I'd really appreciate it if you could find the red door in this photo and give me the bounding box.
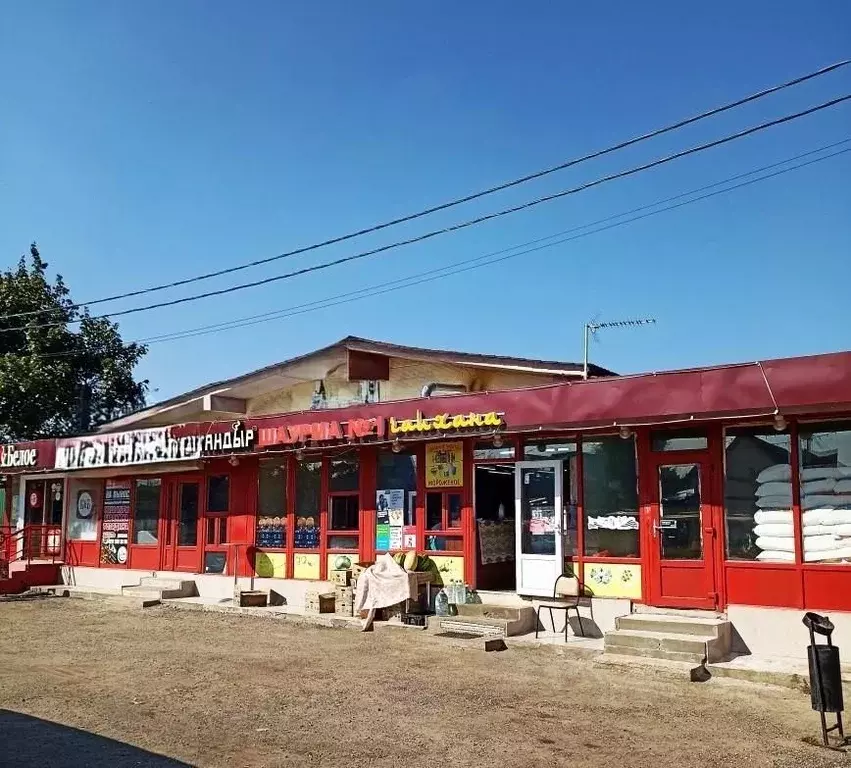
[647,456,718,610]
[161,476,202,572]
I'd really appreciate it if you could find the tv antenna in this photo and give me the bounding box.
[583,318,656,379]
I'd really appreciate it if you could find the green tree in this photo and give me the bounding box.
[0,243,148,441]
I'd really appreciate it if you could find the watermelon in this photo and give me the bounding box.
[393,551,405,567]
[403,550,417,571]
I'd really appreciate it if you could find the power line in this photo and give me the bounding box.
[138,138,851,343]
[11,141,848,360]
[4,59,849,322]
[5,92,848,335]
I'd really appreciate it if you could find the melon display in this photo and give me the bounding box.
[403,550,418,571]
[333,555,352,571]
[393,551,406,567]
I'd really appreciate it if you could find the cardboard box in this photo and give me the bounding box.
[329,569,351,587]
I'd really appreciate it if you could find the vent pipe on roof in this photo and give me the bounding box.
[421,382,468,398]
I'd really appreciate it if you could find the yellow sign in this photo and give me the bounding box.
[430,555,464,586]
[293,553,321,580]
[583,563,642,600]
[425,441,464,488]
[255,552,286,578]
[389,410,502,435]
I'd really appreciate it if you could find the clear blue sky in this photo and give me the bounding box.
[1,1,849,400]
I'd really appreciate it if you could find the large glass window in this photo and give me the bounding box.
[724,429,792,562]
[376,451,417,552]
[257,459,286,548]
[329,456,359,492]
[583,437,639,557]
[66,479,101,541]
[295,460,321,549]
[207,475,229,514]
[799,423,851,564]
[133,479,161,545]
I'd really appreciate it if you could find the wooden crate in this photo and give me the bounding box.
[305,591,335,614]
[238,590,268,608]
[329,569,351,587]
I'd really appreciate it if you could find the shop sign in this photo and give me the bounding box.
[101,480,131,566]
[55,423,256,470]
[389,410,503,435]
[425,441,464,488]
[257,417,384,447]
[0,444,39,469]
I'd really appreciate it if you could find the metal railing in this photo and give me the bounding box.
[0,525,64,574]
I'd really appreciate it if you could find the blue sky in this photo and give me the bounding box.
[1,1,849,400]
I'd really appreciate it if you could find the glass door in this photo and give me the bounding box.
[161,477,202,572]
[515,461,563,596]
[649,460,717,609]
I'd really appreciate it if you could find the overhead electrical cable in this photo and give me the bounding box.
[2,59,848,322]
[3,92,848,336]
[11,141,848,360]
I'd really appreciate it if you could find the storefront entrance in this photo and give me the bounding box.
[646,456,718,610]
[161,476,202,572]
[515,460,564,596]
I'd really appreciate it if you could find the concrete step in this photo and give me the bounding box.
[604,628,728,663]
[437,619,507,638]
[595,653,703,680]
[123,579,195,600]
[471,590,530,608]
[632,604,726,620]
[615,613,729,638]
[34,585,160,609]
[452,604,536,636]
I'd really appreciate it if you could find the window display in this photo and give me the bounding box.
[583,437,639,557]
[724,429,792,561]
[799,423,851,563]
[133,479,161,545]
[295,461,321,549]
[66,479,101,541]
[257,459,286,548]
[376,451,417,551]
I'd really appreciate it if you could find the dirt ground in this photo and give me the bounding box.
[0,599,847,768]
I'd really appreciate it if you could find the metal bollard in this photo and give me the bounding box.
[803,611,847,749]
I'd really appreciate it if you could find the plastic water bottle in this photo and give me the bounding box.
[435,588,449,616]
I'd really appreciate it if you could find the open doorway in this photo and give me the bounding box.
[474,463,516,590]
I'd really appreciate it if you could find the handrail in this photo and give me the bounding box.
[0,524,64,570]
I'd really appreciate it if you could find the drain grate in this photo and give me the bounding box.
[435,631,484,640]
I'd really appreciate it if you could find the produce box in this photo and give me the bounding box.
[329,569,351,587]
[305,591,335,614]
[351,562,373,582]
[238,590,268,608]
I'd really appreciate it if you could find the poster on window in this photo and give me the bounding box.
[101,480,131,566]
[425,441,463,488]
[376,489,404,551]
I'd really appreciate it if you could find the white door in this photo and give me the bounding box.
[515,461,563,596]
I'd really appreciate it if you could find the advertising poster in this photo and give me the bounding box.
[376,489,404,550]
[425,441,463,488]
[101,480,131,566]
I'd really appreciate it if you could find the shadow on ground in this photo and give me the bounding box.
[0,709,190,767]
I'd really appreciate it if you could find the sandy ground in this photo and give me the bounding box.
[0,598,847,768]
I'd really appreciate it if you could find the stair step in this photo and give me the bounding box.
[632,604,725,620]
[438,619,505,638]
[605,628,727,662]
[139,577,191,590]
[616,613,728,637]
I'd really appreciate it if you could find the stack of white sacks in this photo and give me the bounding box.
[753,463,851,562]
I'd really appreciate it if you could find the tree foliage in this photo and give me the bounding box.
[0,244,148,441]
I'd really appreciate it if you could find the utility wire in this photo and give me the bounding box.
[3,58,849,322]
[138,138,851,344]
[143,146,851,343]
[4,92,848,336]
[10,142,848,361]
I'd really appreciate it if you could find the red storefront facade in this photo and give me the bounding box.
[6,349,851,617]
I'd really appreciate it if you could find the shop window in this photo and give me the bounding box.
[257,459,286,548]
[178,483,199,546]
[799,422,851,564]
[376,451,417,552]
[66,479,101,541]
[724,428,792,562]
[522,441,578,557]
[207,475,229,514]
[204,551,226,574]
[133,479,161,545]
[295,461,321,549]
[473,441,515,461]
[48,482,64,525]
[425,491,463,552]
[329,456,359,493]
[328,493,359,551]
[651,429,708,452]
[583,437,639,557]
